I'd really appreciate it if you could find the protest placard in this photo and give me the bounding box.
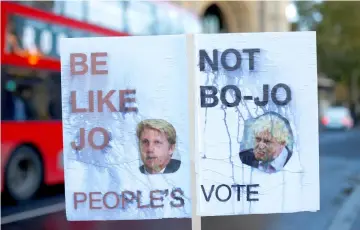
[195,32,320,216]
[60,35,194,220]
[60,32,319,222]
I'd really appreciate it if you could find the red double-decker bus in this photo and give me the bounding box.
[1,1,202,202]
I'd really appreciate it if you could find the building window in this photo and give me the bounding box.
[202,4,225,33]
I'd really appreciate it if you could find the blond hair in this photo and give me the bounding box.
[136,119,176,145]
[252,113,290,145]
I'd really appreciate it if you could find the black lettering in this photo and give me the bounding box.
[221,49,242,71]
[199,48,261,71]
[243,48,260,71]
[215,184,232,202]
[247,184,259,201]
[201,185,215,202]
[254,84,269,106]
[199,49,218,71]
[220,85,241,107]
[232,184,246,201]
[200,86,219,108]
[271,83,292,106]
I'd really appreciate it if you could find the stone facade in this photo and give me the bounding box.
[176,1,290,33]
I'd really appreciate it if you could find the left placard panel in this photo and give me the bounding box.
[60,35,192,221]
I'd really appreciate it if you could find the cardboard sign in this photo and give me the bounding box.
[60,35,193,220]
[60,32,319,221]
[195,32,319,215]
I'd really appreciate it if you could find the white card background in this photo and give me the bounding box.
[60,35,192,220]
[194,32,320,216]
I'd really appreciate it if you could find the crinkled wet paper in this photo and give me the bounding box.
[60,32,320,221]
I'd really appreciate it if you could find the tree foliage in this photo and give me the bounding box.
[293,1,360,86]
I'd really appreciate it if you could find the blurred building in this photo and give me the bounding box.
[16,1,291,34]
[177,1,291,33]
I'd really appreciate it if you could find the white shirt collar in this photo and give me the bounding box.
[258,147,289,172]
[144,166,166,175]
[269,147,288,171]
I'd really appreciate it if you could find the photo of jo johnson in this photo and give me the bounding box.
[239,112,293,174]
[136,119,181,175]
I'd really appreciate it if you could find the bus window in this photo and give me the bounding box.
[16,1,55,12]
[46,72,62,120]
[1,66,62,121]
[1,69,15,121]
[1,69,38,121]
[5,16,28,57]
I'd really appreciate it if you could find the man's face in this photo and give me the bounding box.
[139,128,174,173]
[254,130,285,162]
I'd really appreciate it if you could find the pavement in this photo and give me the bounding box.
[2,128,360,230]
[328,183,360,230]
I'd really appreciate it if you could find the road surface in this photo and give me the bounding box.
[2,128,360,230]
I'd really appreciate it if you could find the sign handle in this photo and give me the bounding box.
[186,34,201,230]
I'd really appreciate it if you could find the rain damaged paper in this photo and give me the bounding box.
[195,32,320,216]
[60,35,192,220]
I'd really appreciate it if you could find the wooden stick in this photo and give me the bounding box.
[186,34,201,230]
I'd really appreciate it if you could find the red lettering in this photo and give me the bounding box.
[88,127,110,150]
[74,192,87,210]
[70,90,137,113]
[89,192,102,209]
[150,190,165,208]
[136,190,150,209]
[91,52,108,75]
[170,188,185,208]
[72,189,185,210]
[122,191,136,209]
[98,90,116,112]
[70,53,88,75]
[71,127,110,151]
[69,52,107,76]
[71,128,85,150]
[103,192,120,209]
[88,91,94,112]
[71,91,87,113]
